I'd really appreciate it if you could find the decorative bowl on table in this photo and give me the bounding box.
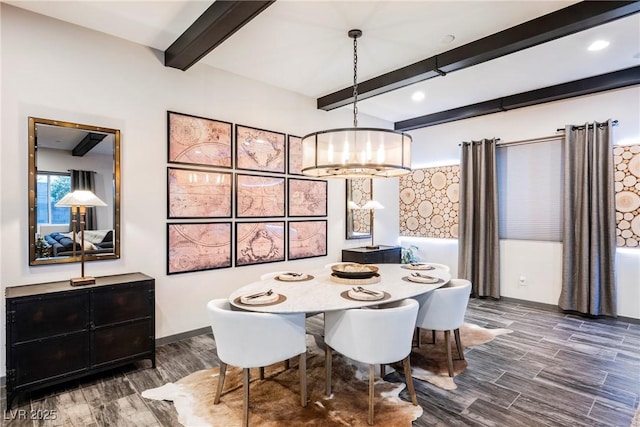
[331,263,379,279]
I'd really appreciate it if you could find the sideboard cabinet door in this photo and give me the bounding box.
[92,281,154,326]
[13,334,89,387]
[10,292,89,342]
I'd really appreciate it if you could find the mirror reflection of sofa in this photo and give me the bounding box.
[44,230,114,257]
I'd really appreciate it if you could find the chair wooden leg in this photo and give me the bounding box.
[380,364,386,378]
[444,330,454,377]
[242,368,250,427]
[432,329,436,344]
[259,366,265,380]
[299,353,307,407]
[368,364,375,425]
[214,362,227,404]
[325,345,332,397]
[454,328,465,360]
[414,327,421,347]
[402,356,418,406]
[284,359,290,370]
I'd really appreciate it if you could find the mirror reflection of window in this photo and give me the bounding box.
[36,172,71,226]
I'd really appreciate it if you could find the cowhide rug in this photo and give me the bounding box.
[142,334,422,426]
[408,323,513,390]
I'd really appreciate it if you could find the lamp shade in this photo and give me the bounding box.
[301,128,411,178]
[361,200,384,210]
[55,190,107,207]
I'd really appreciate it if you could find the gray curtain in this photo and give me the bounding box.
[559,121,617,316]
[71,169,97,230]
[458,138,500,298]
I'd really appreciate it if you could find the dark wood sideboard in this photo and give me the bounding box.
[342,245,402,264]
[5,273,155,408]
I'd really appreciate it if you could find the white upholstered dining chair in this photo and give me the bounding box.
[413,279,472,377]
[324,298,419,425]
[206,299,307,427]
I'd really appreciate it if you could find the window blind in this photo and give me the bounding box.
[496,137,563,241]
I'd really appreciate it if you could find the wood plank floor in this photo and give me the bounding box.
[2,298,638,426]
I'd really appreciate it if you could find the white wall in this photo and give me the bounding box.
[388,87,640,319]
[0,5,392,378]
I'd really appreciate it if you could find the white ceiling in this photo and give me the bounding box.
[6,0,640,124]
[36,123,114,155]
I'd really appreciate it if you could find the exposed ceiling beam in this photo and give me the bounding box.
[72,133,107,157]
[165,0,275,71]
[317,1,640,111]
[394,66,640,131]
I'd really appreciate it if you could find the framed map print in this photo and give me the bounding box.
[236,125,285,173]
[288,220,327,260]
[167,222,232,274]
[288,178,327,217]
[167,111,232,168]
[287,135,303,175]
[236,221,286,266]
[236,174,285,218]
[167,167,232,219]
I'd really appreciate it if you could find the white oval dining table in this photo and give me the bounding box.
[229,263,451,313]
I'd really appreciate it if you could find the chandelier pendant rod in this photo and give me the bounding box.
[350,29,361,128]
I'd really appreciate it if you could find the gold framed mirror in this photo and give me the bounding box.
[345,178,372,240]
[28,117,121,265]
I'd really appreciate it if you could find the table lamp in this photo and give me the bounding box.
[361,200,384,249]
[55,190,107,286]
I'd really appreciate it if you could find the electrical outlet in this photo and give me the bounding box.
[518,276,527,286]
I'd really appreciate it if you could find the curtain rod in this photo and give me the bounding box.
[556,119,618,132]
[496,135,561,147]
[458,138,501,147]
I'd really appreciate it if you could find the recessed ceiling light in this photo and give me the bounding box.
[588,40,610,51]
[412,91,425,102]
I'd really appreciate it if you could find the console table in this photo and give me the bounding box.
[341,245,401,264]
[5,272,155,408]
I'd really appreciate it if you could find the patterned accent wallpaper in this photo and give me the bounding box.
[614,144,640,248]
[399,165,460,238]
[398,145,639,245]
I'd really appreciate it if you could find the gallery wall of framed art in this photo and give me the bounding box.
[166,111,328,273]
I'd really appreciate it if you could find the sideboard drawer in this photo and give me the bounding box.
[92,320,153,366]
[9,292,89,342]
[13,333,89,387]
[92,282,153,326]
